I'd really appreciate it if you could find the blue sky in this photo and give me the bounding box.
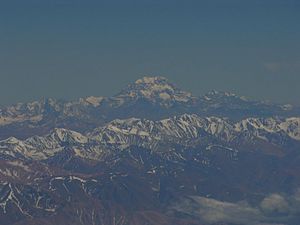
[0,0,299,105]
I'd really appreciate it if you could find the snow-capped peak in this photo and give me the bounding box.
[1,114,300,161]
[234,117,300,141]
[134,76,169,84]
[51,128,88,144]
[115,76,194,106]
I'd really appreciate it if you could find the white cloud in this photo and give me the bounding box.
[260,194,289,214]
[169,191,300,225]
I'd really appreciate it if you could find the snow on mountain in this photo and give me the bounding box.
[203,90,247,100]
[235,117,300,141]
[90,114,236,149]
[0,136,58,160]
[113,76,195,107]
[2,77,300,225]
[83,96,104,107]
[0,100,46,125]
[0,98,64,126]
[280,117,300,140]
[0,96,107,127]
[2,114,298,161]
[0,76,298,137]
[0,128,88,160]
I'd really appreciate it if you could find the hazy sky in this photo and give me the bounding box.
[0,0,300,106]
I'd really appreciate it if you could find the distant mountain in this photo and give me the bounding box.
[1,77,300,225]
[0,76,299,140]
[112,76,195,107]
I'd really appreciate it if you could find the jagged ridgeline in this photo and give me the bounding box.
[0,76,298,140]
[1,77,300,225]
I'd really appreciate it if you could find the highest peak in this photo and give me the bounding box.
[131,76,176,91]
[115,76,194,105]
[134,76,170,85]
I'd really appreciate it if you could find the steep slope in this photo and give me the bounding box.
[2,76,300,224]
[113,76,195,107]
[1,114,300,162]
[1,76,299,140]
[0,114,300,224]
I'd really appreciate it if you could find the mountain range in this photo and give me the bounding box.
[1,76,300,225]
[1,76,298,140]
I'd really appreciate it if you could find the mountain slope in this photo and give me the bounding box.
[1,77,300,225]
[1,114,299,162]
[1,76,299,140]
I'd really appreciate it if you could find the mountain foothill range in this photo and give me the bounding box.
[1,76,300,225]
